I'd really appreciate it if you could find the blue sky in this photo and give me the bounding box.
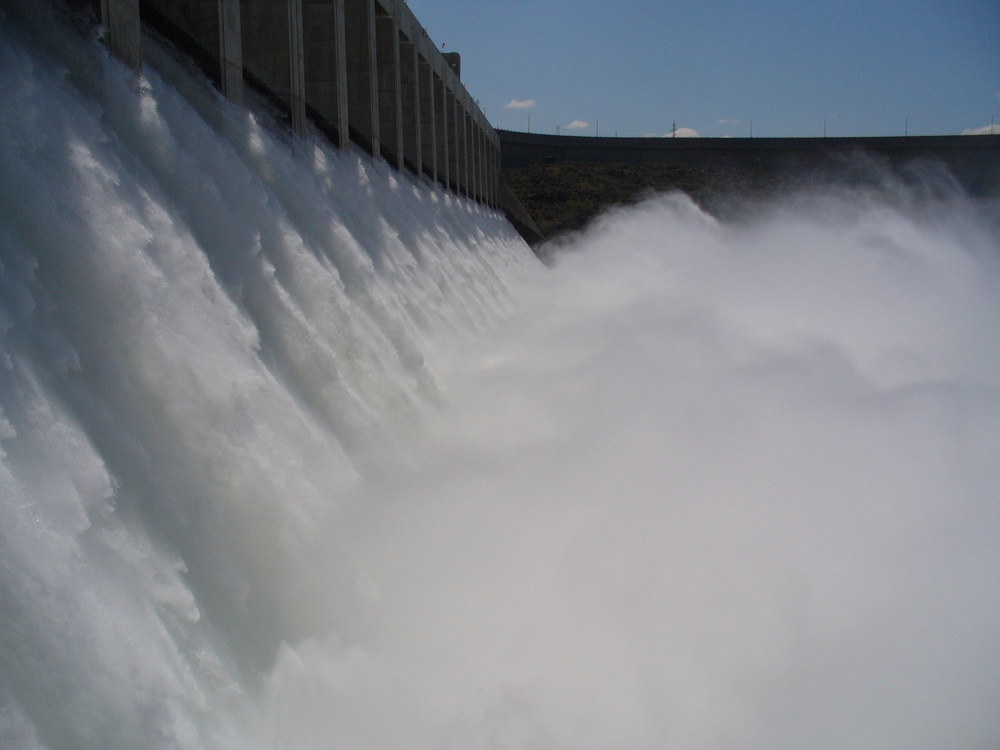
[405,0,999,138]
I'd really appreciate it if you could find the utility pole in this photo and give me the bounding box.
[905,117,908,136]
[596,120,599,137]
[671,120,676,138]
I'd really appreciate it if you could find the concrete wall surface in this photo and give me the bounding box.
[89,0,500,206]
[499,130,1000,197]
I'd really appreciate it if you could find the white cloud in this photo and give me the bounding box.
[961,124,997,135]
[663,127,700,138]
[717,118,739,126]
[565,120,589,130]
[504,99,536,110]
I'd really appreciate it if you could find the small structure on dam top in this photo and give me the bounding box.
[88,0,500,208]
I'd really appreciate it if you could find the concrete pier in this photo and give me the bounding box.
[446,90,459,192]
[94,0,500,206]
[374,7,401,166]
[398,33,421,175]
[303,0,349,146]
[219,0,243,103]
[434,74,450,189]
[239,0,306,132]
[101,0,141,70]
[417,57,437,182]
[344,0,378,155]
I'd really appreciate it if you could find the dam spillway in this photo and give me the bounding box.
[92,0,500,206]
[3,3,1000,748]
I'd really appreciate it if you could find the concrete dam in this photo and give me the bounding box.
[85,0,998,245]
[89,0,501,207]
[499,130,1000,198]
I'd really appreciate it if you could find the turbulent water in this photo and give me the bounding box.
[2,6,1000,750]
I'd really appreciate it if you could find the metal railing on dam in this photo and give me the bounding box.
[89,0,500,207]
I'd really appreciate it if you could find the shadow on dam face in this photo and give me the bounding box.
[498,129,1000,198]
[498,129,1000,245]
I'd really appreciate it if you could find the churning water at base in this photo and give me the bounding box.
[2,8,1000,750]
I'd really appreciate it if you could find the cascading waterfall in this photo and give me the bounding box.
[0,7,534,748]
[2,6,1000,750]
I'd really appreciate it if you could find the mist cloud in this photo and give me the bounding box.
[962,124,997,135]
[504,98,536,110]
[274,188,1000,750]
[665,126,700,137]
[645,127,702,138]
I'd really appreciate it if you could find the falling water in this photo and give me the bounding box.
[2,6,999,750]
